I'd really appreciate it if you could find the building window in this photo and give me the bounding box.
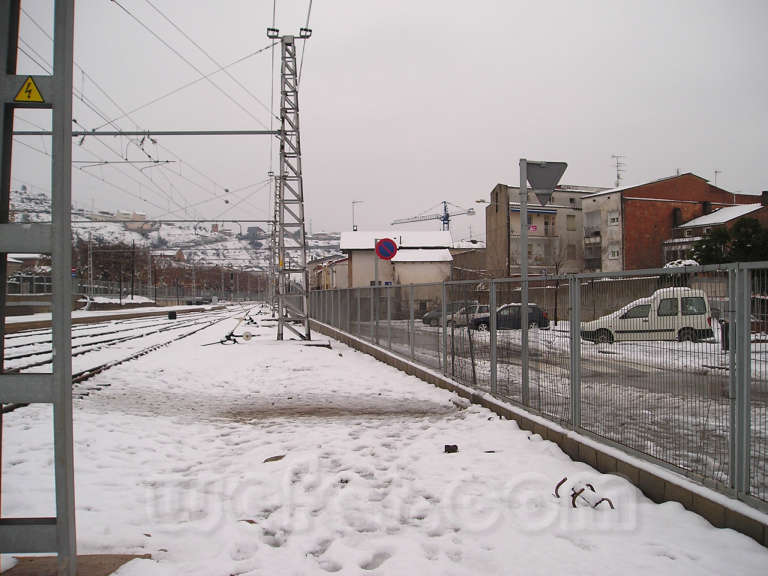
[569,197,576,206]
[703,227,711,235]
[528,244,533,257]
[684,229,693,237]
[567,243,576,259]
[609,246,620,260]
[608,211,619,225]
[567,214,576,231]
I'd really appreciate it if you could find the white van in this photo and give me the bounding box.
[580,287,713,344]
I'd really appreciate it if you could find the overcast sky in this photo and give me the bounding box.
[11,0,768,243]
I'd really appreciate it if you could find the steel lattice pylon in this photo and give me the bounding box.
[275,35,311,340]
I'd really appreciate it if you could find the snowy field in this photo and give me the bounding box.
[3,309,768,575]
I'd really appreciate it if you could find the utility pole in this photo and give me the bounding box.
[88,231,94,301]
[714,169,722,186]
[611,154,625,188]
[130,240,135,299]
[267,26,312,340]
[352,200,363,231]
[147,249,152,299]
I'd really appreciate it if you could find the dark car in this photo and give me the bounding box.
[422,300,478,327]
[469,303,549,331]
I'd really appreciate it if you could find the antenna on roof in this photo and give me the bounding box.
[714,169,722,186]
[611,154,626,188]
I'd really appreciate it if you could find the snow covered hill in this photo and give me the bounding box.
[10,188,340,270]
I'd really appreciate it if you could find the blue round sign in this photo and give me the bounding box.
[375,237,398,260]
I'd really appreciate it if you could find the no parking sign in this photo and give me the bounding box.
[375,238,398,260]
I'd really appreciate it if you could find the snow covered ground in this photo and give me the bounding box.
[3,308,768,575]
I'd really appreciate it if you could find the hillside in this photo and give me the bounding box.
[10,188,340,270]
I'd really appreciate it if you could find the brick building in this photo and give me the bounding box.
[582,173,759,272]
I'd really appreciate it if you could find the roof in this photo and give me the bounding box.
[391,249,453,263]
[452,240,486,249]
[340,230,452,250]
[678,204,763,227]
[581,173,706,200]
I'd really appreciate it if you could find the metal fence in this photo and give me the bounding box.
[310,262,768,511]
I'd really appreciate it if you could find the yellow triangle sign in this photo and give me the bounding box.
[14,76,44,103]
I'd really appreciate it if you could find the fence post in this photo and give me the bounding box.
[733,266,751,495]
[569,276,582,429]
[409,284,415,360]
[441,282,448,375]
[337,289,342,329]
[490,279,497,395]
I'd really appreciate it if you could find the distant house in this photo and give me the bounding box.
[663,195,768,262]
[391,249,452,285]
[339,230,453,287]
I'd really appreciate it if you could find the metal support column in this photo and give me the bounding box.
[520,159,530,406]
[0,2,77,573]
[489,280,497,395]
[733,266,751,494]
[569,277,582,429]
[274,34,310,340]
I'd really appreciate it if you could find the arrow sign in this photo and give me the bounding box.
[526,161,567,206]
[375,238,398,260]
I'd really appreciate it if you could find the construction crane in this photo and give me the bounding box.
[391,201,475,231]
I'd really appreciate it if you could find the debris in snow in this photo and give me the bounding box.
[263,454,286,463]
[444,444,458,453]
[450,396,470,409]
[555,476,615,509]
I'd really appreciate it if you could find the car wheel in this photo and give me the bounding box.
[476,322,489,332]
[678,328,696,342]
[596,329,613,344]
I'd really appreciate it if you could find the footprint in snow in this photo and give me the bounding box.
[360,551,391,570]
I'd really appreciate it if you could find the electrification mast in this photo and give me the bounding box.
[268,27,312,340]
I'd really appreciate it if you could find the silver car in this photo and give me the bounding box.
[449,304,490,327]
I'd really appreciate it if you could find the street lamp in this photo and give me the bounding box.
[351,200,364,231]
[519,158,567,406]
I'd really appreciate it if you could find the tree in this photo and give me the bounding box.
[692,218,768,264]
[692,227,730,264]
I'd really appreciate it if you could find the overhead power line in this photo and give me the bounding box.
[110,0,271,130]
[142,0,277,122]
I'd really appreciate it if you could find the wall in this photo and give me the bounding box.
[348,250,395,287]
[485,184,510,277]
[393,261,451,286]
[582,192,623,272]
[450,248,486,280]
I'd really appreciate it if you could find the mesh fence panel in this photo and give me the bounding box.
[445,282,488,391]
[749,267,768,502]
[579,270,731,488]
[529,276,571,422]
[495,279,524,404]
[411,283,443,372]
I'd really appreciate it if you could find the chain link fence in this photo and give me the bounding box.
[311,262,768,511]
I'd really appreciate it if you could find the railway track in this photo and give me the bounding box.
[1,307,250,414]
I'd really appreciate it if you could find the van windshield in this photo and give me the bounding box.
[682,297,706,316]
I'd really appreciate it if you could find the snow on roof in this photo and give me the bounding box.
[391,248,453,263]
[340,230,452,250]
[452,240,486,249]
[678,204,763,227]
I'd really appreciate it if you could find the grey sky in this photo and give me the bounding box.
[11,0,768,244]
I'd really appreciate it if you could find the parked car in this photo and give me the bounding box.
[422,300,477,327]
[580,287,713,344]
[469,303,550,331]
[449,304,490,327]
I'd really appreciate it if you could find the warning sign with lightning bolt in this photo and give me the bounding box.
[14,76,44,103]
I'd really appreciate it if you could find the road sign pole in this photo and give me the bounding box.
[520,159,529,407]
[374,239,379,344]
